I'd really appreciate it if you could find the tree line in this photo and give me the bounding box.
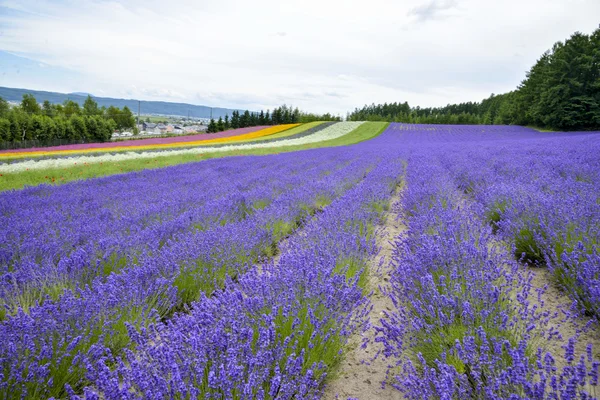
[348,28,600,131]
[206,104,341,133]
[0,94,136,144]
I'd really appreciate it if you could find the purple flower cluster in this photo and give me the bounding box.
[377,123,600,399]
[1,131,405,398]
[78,155,404,398]
[437,133,600,318]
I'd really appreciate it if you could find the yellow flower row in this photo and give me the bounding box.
[192,124,300,146]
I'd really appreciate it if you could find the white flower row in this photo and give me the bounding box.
[0,122,365,173]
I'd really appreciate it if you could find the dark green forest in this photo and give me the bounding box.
[205,105,341,133]
[0,95,135,146]
[349,28,600,131]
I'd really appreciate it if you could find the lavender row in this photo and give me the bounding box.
[437,133,600,319]
[0,154,352,317]
[80,154,404,399]
[0,150,378,398]
[377,123,600,399]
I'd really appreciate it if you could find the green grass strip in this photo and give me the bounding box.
[0,122,389,192]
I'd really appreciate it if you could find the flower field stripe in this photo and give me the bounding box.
[0,123,326,170]
[0,148,382,398]
[82,154,405,399]
[0,126,268,155]
[190,123,299,146]
[375,123,600,399]
[0,124,298,160]
[191,121,336,149]
[0,154,366,317]
[142,121,334,152]
[228,121,326,143]
[0,122,387,192]
[251,120,324,140]
[0,122,363,173]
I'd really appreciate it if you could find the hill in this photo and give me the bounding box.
[0,86,241,119]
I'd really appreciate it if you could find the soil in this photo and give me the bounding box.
[526,265,600,371]
[323,188,406,400]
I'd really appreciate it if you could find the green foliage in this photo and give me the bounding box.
[334,256,368,291]
[224,114,230,129]
[252,199,271,210]
[521,30,600,130]
[240,110,251,127]
[0,118,11,141]
[69,115,88,140]
[63,100,81,118]
[0,93,143,145]
[207,105,339,135]
[484,199,510,233]
[21,94,41,114]
[42,100,55,117]
[83,95,101,116]
[206,118,217,133]
[216,116,225,131]
[84,116,113,142]
[513,226,545,265]
[0,96,9,117]
[107,105,135,131]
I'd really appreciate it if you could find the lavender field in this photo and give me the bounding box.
[1,123,600,399]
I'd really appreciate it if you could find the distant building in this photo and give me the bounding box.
[183,125,208,133]
[142,122,157,131]
[156,124,168,134]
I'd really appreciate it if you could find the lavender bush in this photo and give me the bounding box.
[378,123,600,399]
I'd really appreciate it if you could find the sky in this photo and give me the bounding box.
[0,0,598,115]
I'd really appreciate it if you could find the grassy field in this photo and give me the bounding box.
[0,122,388,192]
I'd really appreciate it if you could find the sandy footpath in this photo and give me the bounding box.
[324,186,405,400]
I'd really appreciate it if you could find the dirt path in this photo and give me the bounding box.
[526,265,600,370]
[324,187,405,400]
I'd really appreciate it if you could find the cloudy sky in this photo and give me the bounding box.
[0,0,598,115]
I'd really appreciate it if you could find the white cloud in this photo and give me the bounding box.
[0,0,598,115]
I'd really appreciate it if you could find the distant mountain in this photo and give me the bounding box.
[69,92,94,97]
[0,86,243,119]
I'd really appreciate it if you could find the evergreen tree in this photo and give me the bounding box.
[217,116,225,132]
[207,118,217,133]
[240,110,251,128]
[231,111,240,129]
